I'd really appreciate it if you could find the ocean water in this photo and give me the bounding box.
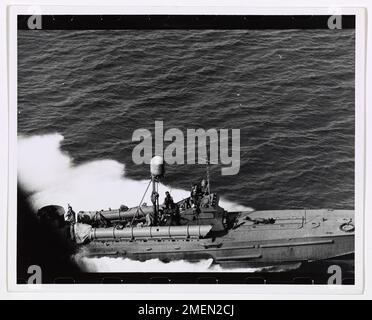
[18,29,355,210]
[17,29,355,272]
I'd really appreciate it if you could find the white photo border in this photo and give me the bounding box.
[1,2,367,298]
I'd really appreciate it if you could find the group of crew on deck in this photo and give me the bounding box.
[147,179,210,226]
[163,178,209,212]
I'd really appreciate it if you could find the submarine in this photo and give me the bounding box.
[37,156,355,269]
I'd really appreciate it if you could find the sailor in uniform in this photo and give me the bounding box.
[190,183,201,205]
[64,204,76,223]
[147,190,159,226]
[200,179,209,195]
[164,191,175,209]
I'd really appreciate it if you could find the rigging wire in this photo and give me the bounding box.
[130,179,152,226]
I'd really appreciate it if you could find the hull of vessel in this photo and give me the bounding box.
[78,209,354,267]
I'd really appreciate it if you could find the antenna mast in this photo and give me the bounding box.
[206,158,211,194]
[150,156,164,225]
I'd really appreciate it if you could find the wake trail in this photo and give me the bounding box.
[18,133,265,273]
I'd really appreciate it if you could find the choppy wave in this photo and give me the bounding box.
[18,29,355,211]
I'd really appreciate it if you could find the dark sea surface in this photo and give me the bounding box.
[18,29,355,210]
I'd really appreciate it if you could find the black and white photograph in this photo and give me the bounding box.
[13,13,360,286]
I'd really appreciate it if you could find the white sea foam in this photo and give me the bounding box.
[18,133,256,272]
[18,133,252,212]
[76,256,264,273]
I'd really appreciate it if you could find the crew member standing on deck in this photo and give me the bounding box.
[148,190,159,226]
[64,204,76,223]
[190,183,199,204]
[164,191,175,210]
[200,179,209,196]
